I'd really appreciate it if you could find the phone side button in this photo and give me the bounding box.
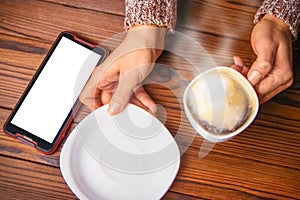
[17,136,37,148]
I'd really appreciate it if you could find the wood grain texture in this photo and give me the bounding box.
[1,0,300,199]
[0,155,77,200]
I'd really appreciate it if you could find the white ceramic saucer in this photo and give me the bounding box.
[60,104,180,200]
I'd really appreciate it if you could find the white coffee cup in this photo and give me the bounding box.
[183,66,259,143]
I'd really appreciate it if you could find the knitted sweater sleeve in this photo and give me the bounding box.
[124,0,177,32]
[254,0,300,39]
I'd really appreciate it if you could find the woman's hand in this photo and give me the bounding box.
[231,14,293,103]
[80,25,167,115]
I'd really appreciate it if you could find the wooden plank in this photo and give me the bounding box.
[0,0,260,43]
[0,0,124,43]
[0,33,48,109]
[173,28,257,67]
[42,0,125,16]
[0,155,77,199]
[170,146,300,199]
[1,140,299,200]
[0,154,200,200]
[42,0,260,41]
[177,0,260,40]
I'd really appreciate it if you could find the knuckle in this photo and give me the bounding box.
[112,89,132,103]
[278,71,293,88]
[257,60,272,71]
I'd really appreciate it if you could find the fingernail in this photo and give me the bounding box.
[233,56,239,65]
[149,105,157,114]
[109,101,121,115]
[233,56,244,66]
[248,70,262,85]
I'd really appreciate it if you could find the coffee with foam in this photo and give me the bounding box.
[183,67,259,142]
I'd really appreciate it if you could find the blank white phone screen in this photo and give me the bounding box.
[11,36,101,143]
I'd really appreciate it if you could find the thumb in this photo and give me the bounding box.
[108,67,148,115]
[247,47,276,86]
[108,83,133,115]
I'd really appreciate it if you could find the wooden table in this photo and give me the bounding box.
[1,0,300,199]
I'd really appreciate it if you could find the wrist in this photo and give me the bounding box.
[261,14,292,39]
[126,25,167,55]
[254,0,300,40]
[262,14,289,31]
[124,0,177,32]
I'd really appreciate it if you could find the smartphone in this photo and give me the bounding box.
[4,32,108,154]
